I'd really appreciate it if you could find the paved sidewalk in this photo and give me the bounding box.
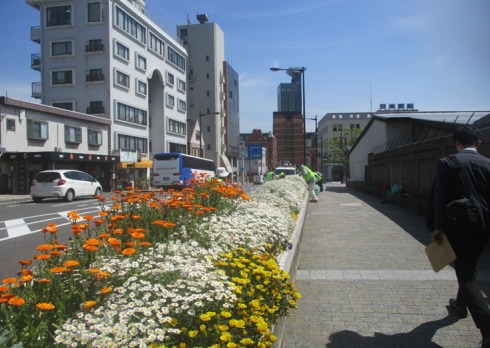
[281,182,490,348]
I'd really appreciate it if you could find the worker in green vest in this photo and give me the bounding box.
[266,170,274,182]
[296,164,318,202]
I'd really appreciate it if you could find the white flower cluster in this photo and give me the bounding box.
[54,177,307,347]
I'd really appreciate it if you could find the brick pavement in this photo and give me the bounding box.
[281,182,490,348]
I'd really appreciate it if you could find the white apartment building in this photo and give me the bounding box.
[26,0,188,163]
[177,15,227,166]
[0,97,115,194]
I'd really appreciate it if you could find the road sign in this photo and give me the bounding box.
[247,145,262,159]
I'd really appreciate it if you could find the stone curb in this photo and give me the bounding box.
[272,193,309,347]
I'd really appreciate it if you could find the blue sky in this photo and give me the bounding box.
[1,0,489,133]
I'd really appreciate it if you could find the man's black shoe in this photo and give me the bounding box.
[449,298,468,318]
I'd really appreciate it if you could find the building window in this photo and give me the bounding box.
[52,70,73,85]
[229,91,233,98]
[356,124,360,128]
[87,2,101,23]
[65,125,82,143]
[169,142,186,153]
[115,41,129,61]
[149,32,164,56]
[167,46,186,71]
[206,91,210,97]
[46,5,71,27]
[206,73,209,79]
[339,115,343,119]
[28,120,49,140]
[178,79,185,92]
[350,114,354,119]
[115,7,146,44]
[86,39,103,52]
[88,129,102,145]
[168,119,186,135]
[118,134,147,153]
[166,94,174,107]
[136,53,146,71]
[207,144,210,150]
[6,119,15,131]
[206,55,209,61]
[52,102,73,110]
[117,102,147,125]
[195,130,200,140]
[178,99,186,111]
[356,114,360,118]
[350,124,354,129]
[333,124,337,132]
[332,115,336,119]
[137,80,147,96]
[338,124,343,132]
[87,101,104,114]
[115,70,130,88]
[51,41,72,56]
[167,72,174,85]
[367,114,371,118]
[87,69,103,82]
[207,126,210,132]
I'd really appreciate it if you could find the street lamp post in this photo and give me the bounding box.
[305,115,318,171]
[270,67,307,165]
[199,110,219,158]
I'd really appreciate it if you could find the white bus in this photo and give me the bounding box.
[152,153,216,188]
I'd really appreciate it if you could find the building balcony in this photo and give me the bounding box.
[86,106,104,115]
[221,126,226,135]
[31,53,41,71]
[30,26,40,43]
[188,73,194,81]
[86,74,104,82]
[31,82,41,99]
[86,43,104,53]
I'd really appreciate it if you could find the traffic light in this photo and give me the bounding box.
[309,153,313,157]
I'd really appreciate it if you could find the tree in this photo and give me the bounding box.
[323,127,362,179]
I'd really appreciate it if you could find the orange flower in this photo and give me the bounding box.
[98,288,112,295]
[122,248,136,255]
[47,227,59,234]
[40,228,48,233]
[52,244,67,250]
[37,254,50,260]
[63,261,79,268]
[98,272,111,277]
[20,269,33,276]
[132,216,141,220]
[0,286,8,292]
[85,239,99,246]
[2,278,17,284]
[84,301,96,309]
[240,194,251,201]
[124,242,135,247]
[164,222,176,228]
[94,219,105,226]
[113,229,123,234]
[47,251,63,256]
[19,276,33,283]
[131,233,145,239]
[98,211,108,217]
[71,228,83,235]
[37,279,51,283]
[67,211,79,216]
[99,233,110,238]
[50,267,67,273]
[69,215,81,220]
[36,244,53,251]
[0,299,7,303]
[107,238,120,246]
[47,223,57,228]
[151,220,165,226]
[83,215,95,220]
[7,297,25,306]
[36,303,55,310]
[88,269,101,274]
[140,242,152,246]
[1,294,14,299]
[98,197,107,202]
[17,260,32,266]
[83,245,98,251]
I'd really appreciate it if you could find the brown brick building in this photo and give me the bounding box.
[273,111,305,165]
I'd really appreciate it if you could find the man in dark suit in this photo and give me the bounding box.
[430,126,490,347]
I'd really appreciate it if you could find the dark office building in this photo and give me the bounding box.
[277,72,302,112]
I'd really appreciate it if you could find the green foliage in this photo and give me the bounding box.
[323,127,362,177]
[0,325,23,348]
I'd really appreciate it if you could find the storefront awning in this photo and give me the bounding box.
[2,152,120,163]
[117,160,153,169]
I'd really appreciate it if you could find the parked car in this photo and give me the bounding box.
[274,166,297,176]
[30,170,102,203]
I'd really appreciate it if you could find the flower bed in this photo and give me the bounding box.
[0,175,306,348]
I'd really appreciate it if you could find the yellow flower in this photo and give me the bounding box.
[199,314,211,322]
[294,292,302,299]
[220,332,231,342]
[179,343,186,348]
[219,325,229,331]
[221,311,232,318]
[240,338,254,345]
[169,318,178,326]
[238,303,247,309]
[188,330,198,338]
[227,343,238,348]
[207,311,217,317]
[199,324,206,332]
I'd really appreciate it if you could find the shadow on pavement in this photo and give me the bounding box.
[325,312,460,348]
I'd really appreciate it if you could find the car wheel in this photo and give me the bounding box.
[94,187,102,197]
[64,189,75,202]
[33,197,43,203]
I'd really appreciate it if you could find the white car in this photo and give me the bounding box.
[30,170,102,203]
